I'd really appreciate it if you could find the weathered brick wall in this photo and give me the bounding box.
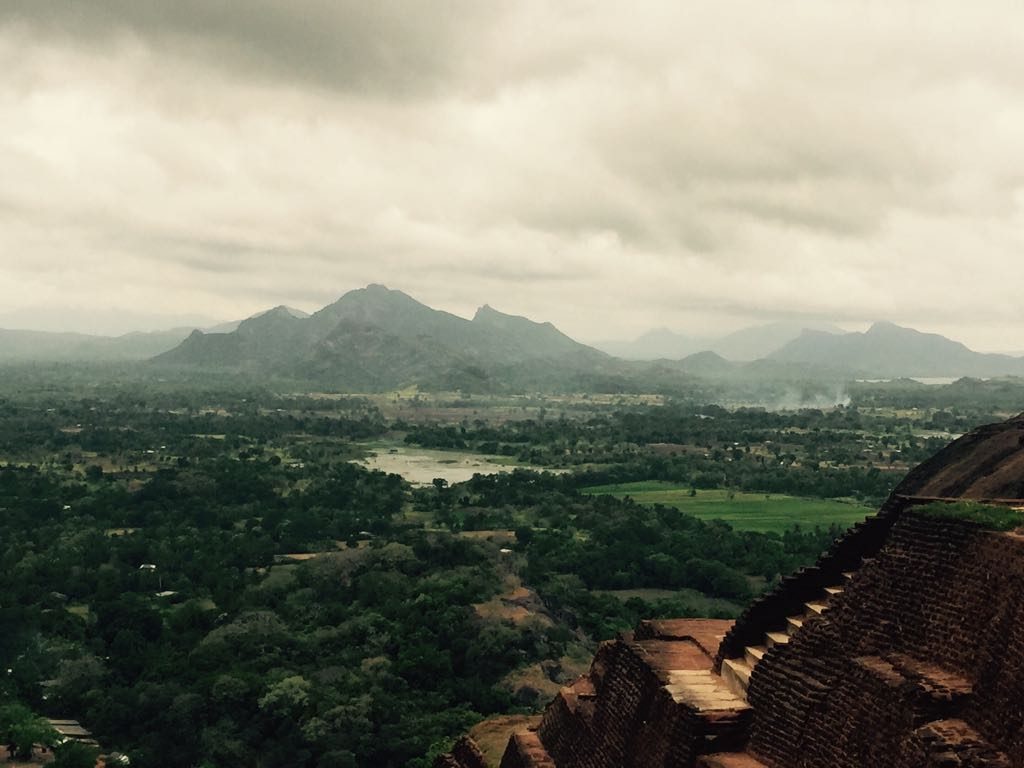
[958,533,1024,766]
[500,733,557,768]
[539,635,695,768]
[434,736,489,768]
[747,511,1022,767]
[527,623,739,768]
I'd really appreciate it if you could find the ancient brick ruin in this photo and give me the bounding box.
[438,414,1024,768]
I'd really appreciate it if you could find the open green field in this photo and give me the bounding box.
[581,482,874,534]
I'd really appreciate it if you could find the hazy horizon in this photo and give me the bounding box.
[2,3,1023,352]
[3,285,1018,358]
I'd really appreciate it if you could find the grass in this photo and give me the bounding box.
[915,501,1024,531]
[581,482,874,534]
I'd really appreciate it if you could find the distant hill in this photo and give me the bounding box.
[711,321,846,361]
[154,285,616,391]
[594,328,711,360]
[596,321,844,361]
[0,306,310,363]
[670,350,737,376]
[770,321,1024,378]
[204,306,310,335]
[0,327,196,362]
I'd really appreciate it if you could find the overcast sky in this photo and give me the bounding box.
[2,2,1023,349]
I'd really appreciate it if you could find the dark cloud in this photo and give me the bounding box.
[0,0,494,96]
[2,2,1024,349]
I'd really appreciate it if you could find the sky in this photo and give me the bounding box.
[1,2,1024,350]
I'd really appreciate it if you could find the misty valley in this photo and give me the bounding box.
[1,344,1022,766]
[4,1,1024,763]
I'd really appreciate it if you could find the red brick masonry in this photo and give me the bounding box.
[437,415,1024,768]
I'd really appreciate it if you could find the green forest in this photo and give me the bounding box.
[0,370,1017,766]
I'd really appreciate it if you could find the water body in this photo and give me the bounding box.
[856,377,968,386]
[354,442,540,486]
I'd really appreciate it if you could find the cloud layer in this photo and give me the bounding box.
[1,1,1023,348]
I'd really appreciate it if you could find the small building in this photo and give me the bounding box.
[46,718,99,747]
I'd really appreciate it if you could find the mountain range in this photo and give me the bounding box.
[594,321,846,361]
[0,307,310,363]
[768,321,1024,378]
[2,285,1023,389]
[153,285,619,391]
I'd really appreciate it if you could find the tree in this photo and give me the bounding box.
[258,675,312,719]
[0,702,57,760]
[52,740,101,768]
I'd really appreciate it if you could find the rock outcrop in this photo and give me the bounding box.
[437,414,1024,768]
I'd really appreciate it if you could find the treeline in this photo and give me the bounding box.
[0,397,386,460]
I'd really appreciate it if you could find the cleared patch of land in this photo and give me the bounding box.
[581,482,873,533]
[473,586,553,627]
[354,440,557,486]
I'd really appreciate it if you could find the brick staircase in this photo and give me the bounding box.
[719,570,855,701]
[697,570,859,767]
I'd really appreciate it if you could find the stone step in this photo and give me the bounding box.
[786,615,804,634]
[823,585,844,597]
[665,669,750,712]
[696,753,769,768]
[765,631,790,648]
[805,601,828,615]
[721,657,753,698]
[842,571,856,581]
[744,645,766,668]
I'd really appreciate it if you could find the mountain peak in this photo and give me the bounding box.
[473,304,553,329]
[866,320,907,335]
[313,285,429,326]
[346,284,422,306]
[262,305,308,319]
